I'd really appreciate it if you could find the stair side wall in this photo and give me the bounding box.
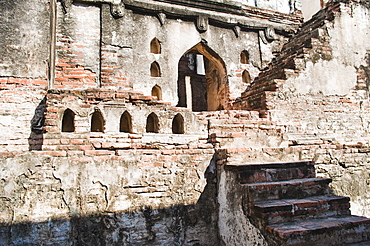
[217,160,268,246]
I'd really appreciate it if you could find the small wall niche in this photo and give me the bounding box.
[242,70,251,84]
[61,108,75,132]
[146,112,159,133]
[151,85,162,100]
[150,61,161,77]
[120,111,132,133]
[172,113,184,134]
[150,38,161,54]
[240,50,250,64]
[91,110,105,132]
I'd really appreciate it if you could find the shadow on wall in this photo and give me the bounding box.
[0,156,219,245]
[28,97,46,151]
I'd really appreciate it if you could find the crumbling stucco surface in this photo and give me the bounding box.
[0,149,218,245]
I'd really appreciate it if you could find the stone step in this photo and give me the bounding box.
[242,177,333,202]
[225,161,316,183]
[249,195,351,225]
[346,240,370,246]
[266,215,370,246]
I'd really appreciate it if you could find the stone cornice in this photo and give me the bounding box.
[76,0,303,35]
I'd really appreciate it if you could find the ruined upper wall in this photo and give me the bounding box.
[231,0,302,14]
[284,0,370,96]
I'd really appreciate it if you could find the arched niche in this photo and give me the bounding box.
[172,113,184,134]
[150,61,161,77]
[146,112,159,133]
[240,50,250,64]
[151,84,162,100]
[242,70,251,84]
[91,109,105,132]
[120,111,132,133]
[177,42,228,111]
[150,38,161,54]
[61,108,75,132]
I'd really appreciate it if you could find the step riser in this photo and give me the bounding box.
[239,166,316,183]
[251,205,351,225]
[284,225,370,246]
[245,179,332,202]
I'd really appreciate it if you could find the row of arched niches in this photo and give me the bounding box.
[61,108,185,134]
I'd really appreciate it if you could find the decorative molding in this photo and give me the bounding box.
[61,0,73,13]
[265,27,277,41]
[233,25,241,38]
[110,2,125,18]
[157,12,166,26]
[152,0,244,16]
[77,0,301,35]
[197,15,208,33]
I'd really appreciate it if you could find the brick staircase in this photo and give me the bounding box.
[225,161,370,246]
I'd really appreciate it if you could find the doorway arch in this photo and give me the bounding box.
[177,42,228,111]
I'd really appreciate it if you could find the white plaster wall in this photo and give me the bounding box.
[301,0,322,20]
[0,0,50,77]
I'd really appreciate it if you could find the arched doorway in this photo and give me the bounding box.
[177,42,228,111]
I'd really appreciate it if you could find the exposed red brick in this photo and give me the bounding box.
[84,150,115,156]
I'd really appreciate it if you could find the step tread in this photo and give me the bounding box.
[266,215,370,239]
[242,177,332,188]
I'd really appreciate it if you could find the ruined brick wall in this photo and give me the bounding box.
[6,0,370,245]
[55,3,100,89]
[269,94,370,217]
[265,1,370,217]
